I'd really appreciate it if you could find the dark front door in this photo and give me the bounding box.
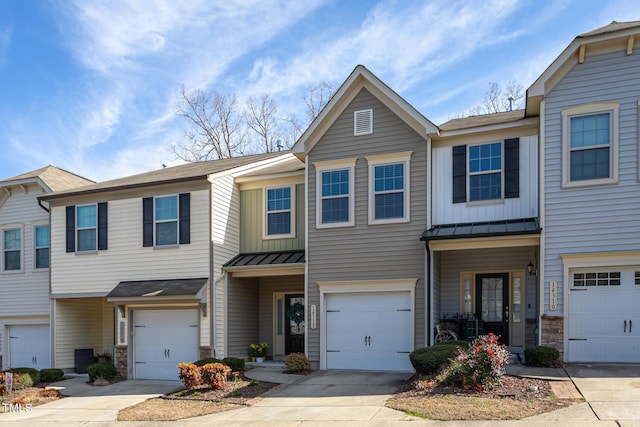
[285,294,305,354]
[476,273,509,345]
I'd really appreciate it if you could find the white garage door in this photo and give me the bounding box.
[326,291,413,371]
[134,310,199,380]
[8,325,50,369]
[568,268,640,362]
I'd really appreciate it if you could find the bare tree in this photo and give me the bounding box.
[303,81,336,123]
[172,86,246,161]
[245,93,280,153]
[469,80,524,115]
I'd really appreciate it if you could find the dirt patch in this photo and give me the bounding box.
[387,375,582,421]
[0,387,61,412]
[118,374,279,421]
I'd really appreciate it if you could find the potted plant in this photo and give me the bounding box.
[249,342,268,362]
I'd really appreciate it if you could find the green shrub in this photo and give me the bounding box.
[435,340,471,349]
[87,362,117,382]
[284,353,311,372]
[193,357,222,367]
[524,346,561,367]
[437,333,511,390]
[409,344,461,375]
[5,368,40,387]
[200,363,231,389]
[39,368,65,383]
[222,357,245,372]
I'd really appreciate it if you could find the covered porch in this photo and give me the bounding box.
[223,250,305,361]
[423,218,541,355]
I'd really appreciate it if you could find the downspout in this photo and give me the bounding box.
[38,198,50,213]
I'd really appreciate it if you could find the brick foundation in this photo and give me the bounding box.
[525,318,538,349]
[199,346,212,361]
[115,345,128,379]
[541,316,564,359]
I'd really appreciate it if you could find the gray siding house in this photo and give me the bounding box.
[529,21,640,362]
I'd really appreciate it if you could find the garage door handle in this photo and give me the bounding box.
[167,349,170,358]
[630,320,632,333]
[624,320,627,333]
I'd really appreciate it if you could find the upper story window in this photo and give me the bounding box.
[65,203,108,253]
[34,225,50,269]
[314,158,356,228]
[452,138,519,204]
[264,186,295,238]
[562,102,619,188]
[366,151,412,224]
[3,228,21,272]
[469,142,502,201]
[143,193,190,247]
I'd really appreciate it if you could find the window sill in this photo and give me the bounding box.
[1,270,24,275]
[368,217,410,225]
[316,222,355,229]
[562,177,618,189]
[153,244,180,250]
[466,199,505,207]
[75,250,98,255]
[263,233,296,240]
[32,268,49,273]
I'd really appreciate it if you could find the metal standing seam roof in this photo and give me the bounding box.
[421,218,541,241]
[106,278,208,298]
[223,250,305,268]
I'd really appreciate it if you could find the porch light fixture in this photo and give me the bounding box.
[527,261,536,276]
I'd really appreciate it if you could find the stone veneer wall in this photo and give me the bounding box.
[540,316,564,358]
[199,346,212,361]
[525,318,538,349]
[115,345,127,378]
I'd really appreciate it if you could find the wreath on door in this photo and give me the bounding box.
[287,302,304,325]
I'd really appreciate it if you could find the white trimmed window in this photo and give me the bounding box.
[562,102,619,188]
[264,185,295,239]
[155,195,178,246]
[3,227,22,272]
[468,142,502,201]
[76,204,97,252]
[34,225,49,269]
[315,158,357,228]
[366,151,412,224]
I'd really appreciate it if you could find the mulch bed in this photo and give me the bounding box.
[162,373,279,405]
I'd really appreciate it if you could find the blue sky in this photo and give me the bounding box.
[1,0,638,182]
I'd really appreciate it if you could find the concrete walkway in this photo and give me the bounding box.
[0,376,182,425]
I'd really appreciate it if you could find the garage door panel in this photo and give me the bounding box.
[134,310,198,380]
[325,291,413,372]
[9,325,50,369]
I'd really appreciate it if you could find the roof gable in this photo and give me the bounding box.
[0,165,94,193]
[292,65,439,155]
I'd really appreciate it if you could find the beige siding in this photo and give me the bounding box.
[50,188,210,295]
[257,276,304,354]
[240,185,305,252]
[226,277,258,358]
[0,183,50,316]
[212,176,239,356]
[54,298,113,369]
[307,88,428,362]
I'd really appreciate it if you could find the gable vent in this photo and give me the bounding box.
[354,109,373,136]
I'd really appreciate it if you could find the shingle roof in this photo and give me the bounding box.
[421,218,541,241]
[439,110,526,132]
[1,165,94,192]
[578,21,640,38]
[107,277,208,298]
[40,151,288,199]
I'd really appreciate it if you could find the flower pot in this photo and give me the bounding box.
[251,357,256,362]
[256,357,264,363]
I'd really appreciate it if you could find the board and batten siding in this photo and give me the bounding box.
[432,135,538,224]
[49,188,210,295]
[225,276,258,358]
[438,247,537,320]
[543,49,640,315]
[0,183,50,316]
[307,88,428,363]
[54,297,113,369]
[240,184,305,253]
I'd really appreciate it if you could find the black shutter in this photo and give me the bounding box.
[97,202,108,250]
[65,206,75,253]
[143,197,153,247]
[504,138,520,199]
[179,193,191,245]
[452,145,467,203]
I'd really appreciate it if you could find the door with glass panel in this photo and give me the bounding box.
[475,273,509,344]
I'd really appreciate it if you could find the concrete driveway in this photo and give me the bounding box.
[184,370,414,424]
[0,376,182,424]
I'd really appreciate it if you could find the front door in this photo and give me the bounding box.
[285,294,305,354]
[476,273,509,345]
